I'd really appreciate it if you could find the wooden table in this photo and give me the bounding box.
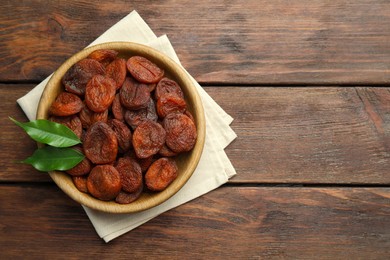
[1,1,389,258]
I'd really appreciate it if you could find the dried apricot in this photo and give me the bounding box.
[158,143,178,157]
[84,122,118,164]
[73,176,89,193]
[49,92,83,116]
[115,184,143,204]
[137,155,155,173]
[111,94,126,121]
[145,158,178,191]
[157,93,187,118]
[124,98,157,130]
[62,58,105,96]
[79,104,108,129]
[49,115,83,139]
[155,77,184,100]
[66,146,92,176]
[87,49,118,66]
[108,119,132,153]
[67,157,92,176]
[85,75,116,112]
[184,110,195,123]
[163,113,197,153]
[87,165,122,201]
[120,77,150,110]
[115,157,142,193]
[127,56,164,83]
[147,83,157,92]
[106,58,127,89]
[132,120,166,158]
[124,149,155,173]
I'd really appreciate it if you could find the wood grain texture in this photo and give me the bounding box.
[0,185,389,258]
[207,86,390,184]
[2,1,390,257]
[0,0,389,84]
[0,84,51,182]
[2,84,390,184]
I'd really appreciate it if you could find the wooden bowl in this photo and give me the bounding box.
[37,42,205,213]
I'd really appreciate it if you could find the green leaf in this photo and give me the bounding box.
[9,117,81,147]
[22,146,85,171]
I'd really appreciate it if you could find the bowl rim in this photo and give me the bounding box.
[36,42,206,213]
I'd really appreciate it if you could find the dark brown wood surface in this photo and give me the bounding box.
[1,0,389,258]
[1,1,389,85]
[1,185,389,259]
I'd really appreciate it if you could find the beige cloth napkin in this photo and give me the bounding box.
[17,10,237,242]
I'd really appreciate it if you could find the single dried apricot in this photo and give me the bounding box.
[108,119,132,153]
[119,77,150,110]
[124,109,145,130]
[155,77,184,100]
[66,146,92,176]
[124,149,155,173]
[157,93,187,118]
[80,130,86,143]
[84,122,118,164]
[163,113,197,153]
[67,156,92,176]
[106,58,127,89]
[146,98,159,121]
[87,165,122,201]
[49,92,83,116]
[146,83,157,92]
[127,56,164,83]
[73,176,89,193]
[87,49,118,66]
[62,58,105,96]
[137,155,155,173]
[115,157,142,193]
[111,94,126,121]
[85,75,116,112]
[79,104,108,129]
[132,120,166,158]
[145,158,178,191]
[115,184,143,204]
[158,143,178,157]
[184,110,195,123]
[49,115,83,139]
[124,98,158,130]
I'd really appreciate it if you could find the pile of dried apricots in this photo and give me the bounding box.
[48,49,197,204]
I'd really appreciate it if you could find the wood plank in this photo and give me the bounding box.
[2,84,390,184]
[0,185,389,258]
[1,84,51,182]
[0,1,389,84]
[206,86,390,184]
